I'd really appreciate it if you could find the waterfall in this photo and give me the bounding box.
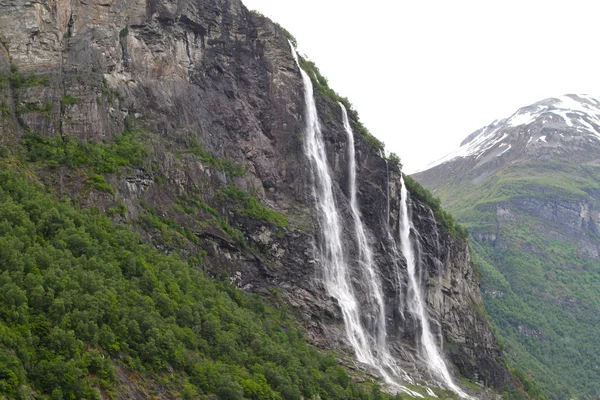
[399,176,469,398]
[289,42,421,398]
[340,103,388,351]
[383,152,391,226]
[382,156,406,322]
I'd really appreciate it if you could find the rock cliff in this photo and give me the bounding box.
[0,0,512,394]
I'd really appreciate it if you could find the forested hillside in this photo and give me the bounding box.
[0,164,410,399]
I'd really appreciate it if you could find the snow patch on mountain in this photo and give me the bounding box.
[417,127,509,171]
[416,94,600,172]
[497,144,511,157]
[507,110,539,127]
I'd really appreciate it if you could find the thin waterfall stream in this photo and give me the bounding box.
[340,103,388,352]
[399,176,470,398]
[382,156,406,322]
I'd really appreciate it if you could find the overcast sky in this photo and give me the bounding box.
[242,0,600,172]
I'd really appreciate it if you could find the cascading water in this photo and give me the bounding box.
[289,43,421,398]
[290,43,373,366]
[399,176,469,398]
[340,103,388,350]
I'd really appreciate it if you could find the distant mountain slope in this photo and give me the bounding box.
[413,94,600,399]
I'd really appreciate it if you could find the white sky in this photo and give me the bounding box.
[242,0,600,172]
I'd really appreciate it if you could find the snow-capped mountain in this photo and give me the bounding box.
[416,94,600,176]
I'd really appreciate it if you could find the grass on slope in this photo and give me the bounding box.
[21,129,148,174]
[0,167,406,400]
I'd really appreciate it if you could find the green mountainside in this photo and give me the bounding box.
[413,95,600,399]
[0,0,521,396]
[0,162,411,399]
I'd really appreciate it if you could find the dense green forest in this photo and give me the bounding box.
[0,166,411,399]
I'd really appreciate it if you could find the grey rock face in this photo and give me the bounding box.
[0,0,511,392]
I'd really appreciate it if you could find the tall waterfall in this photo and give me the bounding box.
[289,43,422,398]
[399,176,469,398]
[383,153,391,226]
[290,44,374,366]
[382,157,406,322]
[340,103,388,351]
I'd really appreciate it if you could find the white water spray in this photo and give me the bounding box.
[399,176,470,398]
[289,42,422,398]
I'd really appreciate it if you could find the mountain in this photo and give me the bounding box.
[0,0,521,397]
[413,94,600,399]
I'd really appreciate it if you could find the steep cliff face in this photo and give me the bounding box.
[0,0,512,394]
[405,200,506,388]
[413,95,600,398]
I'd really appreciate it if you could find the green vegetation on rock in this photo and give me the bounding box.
[298,58,384,151]
[186,139,247,178]
[7,66,50,89]
[249,10,297,48]
[403,174,468,239]
[221,186,289,229]
[60,94,80,106]
[386,152,403,170]
[0,100,10,119]
[22,128,148,173]
[18,101,52,116]
[2,66,52,123]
